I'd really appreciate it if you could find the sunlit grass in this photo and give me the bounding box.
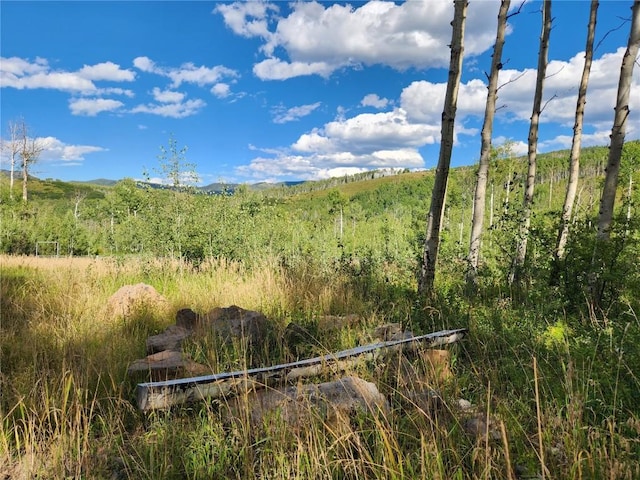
[1,254,639,479]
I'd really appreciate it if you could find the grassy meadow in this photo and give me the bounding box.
[1,143,640,478]
[1,252,639,479]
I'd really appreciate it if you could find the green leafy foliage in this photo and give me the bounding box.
[1,143,638,313]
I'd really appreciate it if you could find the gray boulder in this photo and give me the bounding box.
[201,305,267,345]
[223,376,390,430]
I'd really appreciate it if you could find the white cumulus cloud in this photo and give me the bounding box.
[493,47,639,138]
[1,57,137,93]
[241,105,434,180]
[151,87,185,103]
[240,40,639,183]
[89,87,134,98]
[319,108,440,153]
[133,56,238,88]
[238,147,423,181]
[395,47,639,149]
[253,58,335,80]
[69,98,124,116]
[361,94,390,109]
[77,61,135,81]
[2,67,96,92]
[130,98,206,118]
[211,83,231,98]
[273,102,322,124]
[168,63,238,87]
[214,2,278,39]
[0,56,49,76]
[401,79,486,124]
[219,0,500,80]
[133,56,157,72]
[37,136,107,162]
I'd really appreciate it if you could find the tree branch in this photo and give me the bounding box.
[540,93,559,114]
[594,17,631,54]
[497,71,526,91]
[545,64,565,79]
[506,0,526,20]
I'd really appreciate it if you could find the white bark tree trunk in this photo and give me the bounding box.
[596,0,640,242]
[17,120,45,203]
[555,0,599,261]
[467,0,511,287]
[419,0,468,296]
[509,0,552,286]
[2,121,21,200]
[591,1,640,304]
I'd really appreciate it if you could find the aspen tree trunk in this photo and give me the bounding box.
[509,0,552,286]
[504,173,511,214]
[418,0,468,296]
[467,0,511,287]
[592,0,640,304]
[22,158,28,202]
[555,0,599,261]
[4,121,21,200]
[490,182,495,228]
[625,173,633,236]
[20,121,30,202]
[17,120,45,203]
[10,153,15,199]
[595,0,639,243]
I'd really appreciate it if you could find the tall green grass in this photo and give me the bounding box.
[1,255,638,479]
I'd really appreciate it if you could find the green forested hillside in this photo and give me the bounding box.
[1,143,637,271]
[2,142,638,312]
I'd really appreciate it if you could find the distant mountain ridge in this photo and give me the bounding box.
[60,177,306,194]
[74,178,119,186]
[0,169,307,195]
[2,143,633,201]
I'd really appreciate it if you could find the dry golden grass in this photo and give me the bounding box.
[0,254,373,476]
[1,254,639,479]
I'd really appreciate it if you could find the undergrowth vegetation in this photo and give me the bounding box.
[1,143,639,478]
[1,252,638,479]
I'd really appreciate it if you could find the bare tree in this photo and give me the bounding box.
[467,0,512,288]
[591,0,640,303]
[419,0,468,296]
[73,190,87,220]
[16,120,46,202]
[509,0,552,285]
[1,120,22,200]
[554,0,599,261]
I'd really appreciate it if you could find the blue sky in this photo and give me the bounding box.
[1,1,638,185]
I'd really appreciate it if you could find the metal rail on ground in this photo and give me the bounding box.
[136,327,468,411]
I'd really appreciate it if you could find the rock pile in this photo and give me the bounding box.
[113,285,479,437]
[127,304,267,381]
